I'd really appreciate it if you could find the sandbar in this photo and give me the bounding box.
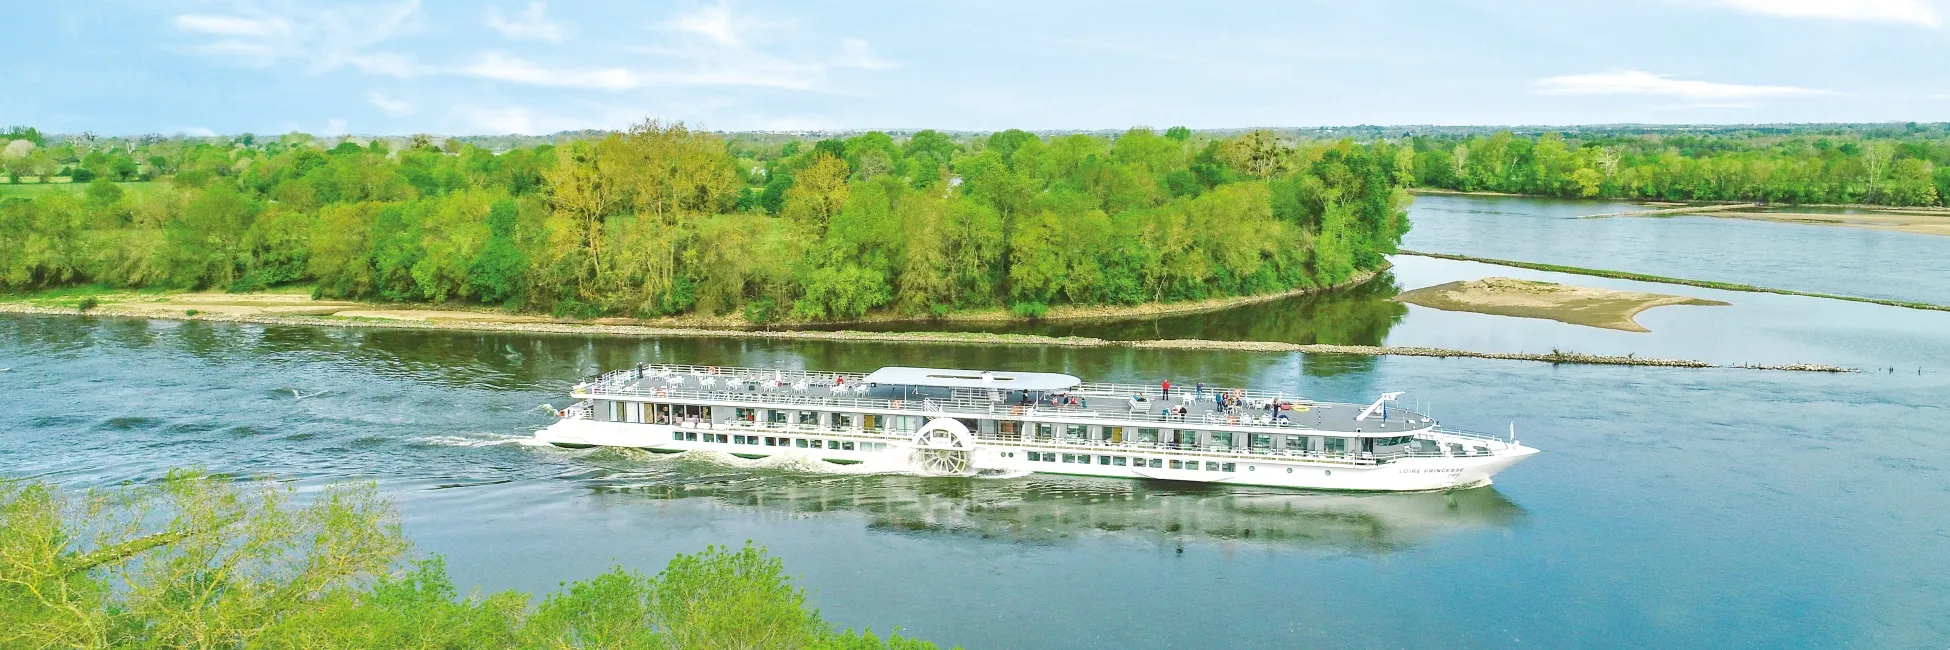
[1395,277,1728,332]
[1710,210,1950,237]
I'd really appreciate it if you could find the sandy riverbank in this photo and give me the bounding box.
[30,270,1381,330]
[1395,277,1728,332]
[1706,210,1950,236]
[0,301,1849,372]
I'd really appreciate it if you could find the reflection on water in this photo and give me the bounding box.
[816,272,1410,349]
[6,311,1950,647]
[572,452,1524,551]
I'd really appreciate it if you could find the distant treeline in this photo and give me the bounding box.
[1400,126,1950,206]
[0,123,1408,322]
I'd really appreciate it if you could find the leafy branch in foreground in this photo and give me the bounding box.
[0,471,943,650]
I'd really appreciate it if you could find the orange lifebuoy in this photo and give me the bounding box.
[1226,416,1238,425]
[707,366,718,374]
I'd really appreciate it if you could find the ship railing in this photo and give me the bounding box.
[590,364,869,387]
[971,434,1517,463]
[576,381,1375,431]
[589,364,1383,419]
[561,401,593,420]
[1070,380,1331,409]
[1430,426,1513,443]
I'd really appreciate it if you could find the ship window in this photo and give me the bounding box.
[1209,431,1233,448]
[1026,452,1041,462]
[862,414,881,430]
[1064,424,1087,440]
[763,437,775,446]
[795,438,808,448]
[1221,463,1235,472]
[673,431,684,441]
[1169,460,1183,469]
[1137,428,1159,443]
[1286,467,1293,473]
[1113,457,1127,466]
[811,440,824,449]
[799,411,820,426]
[685,432,698,441]
[732,435,746,444]
[1149,459,1162,468]
[1249,434,1271,449]
[1098,455,1111,465]
[1285,435,1304,451]
[1035,423,1054,440]
[834,413,855,429]
[1324,437,1348,454]
[896,416,921,433]
[1061,454,1075,463]
[1044,453,1056,463]
[737,408,756,423]
[768,410,788,426]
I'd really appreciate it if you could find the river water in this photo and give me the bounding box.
[3,195,1947,647]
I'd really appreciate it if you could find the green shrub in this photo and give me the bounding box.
[0,471,952,650]
[75,297,98,311]
[1009,301,1048,319]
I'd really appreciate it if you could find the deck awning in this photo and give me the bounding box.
[863,366,1080,391]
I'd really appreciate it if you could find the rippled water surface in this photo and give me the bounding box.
[6,195,1948,647]
[1402,194,1950,305]
[3,311,1946,647]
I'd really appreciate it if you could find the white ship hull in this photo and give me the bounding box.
[535,417,1537,492]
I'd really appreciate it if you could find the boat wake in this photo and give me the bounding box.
[410,433,537,448]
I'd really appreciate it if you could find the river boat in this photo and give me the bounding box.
[535,364,1539,491]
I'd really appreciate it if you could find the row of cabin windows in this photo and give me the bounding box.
[608,402,1382,454]
[676,431,887,452]
[1021,451,1238,472]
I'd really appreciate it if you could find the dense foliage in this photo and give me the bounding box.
[0,471,941,649]
[0,123,1410,322]
[1401,125,1950,205]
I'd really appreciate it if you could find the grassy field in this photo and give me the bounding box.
[0,179,158,198]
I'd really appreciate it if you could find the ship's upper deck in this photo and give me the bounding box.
[576,364,1440,437]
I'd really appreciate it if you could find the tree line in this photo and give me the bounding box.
[0,470,942,649]
[1401,127,1950,206]
[0,123,1410,322]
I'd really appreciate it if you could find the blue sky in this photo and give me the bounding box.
[8,0,1950,135]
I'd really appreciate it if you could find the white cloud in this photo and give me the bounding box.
[174,14,291,37]
[666,2,744,46]
[191,39,279,64]
[487,2,568,42]
[1650,102,1758,110]
[345,52,426,78]
[1534,70,1831,99]
[171,1,426,76]
[1702,0,1939,27]
[462,52,638,90]
[177,126,219,137]
[368,92,415,117]
[834,38,897,70]
[324,118,349,136]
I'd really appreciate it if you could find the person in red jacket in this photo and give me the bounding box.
[1161,380,1171,400]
